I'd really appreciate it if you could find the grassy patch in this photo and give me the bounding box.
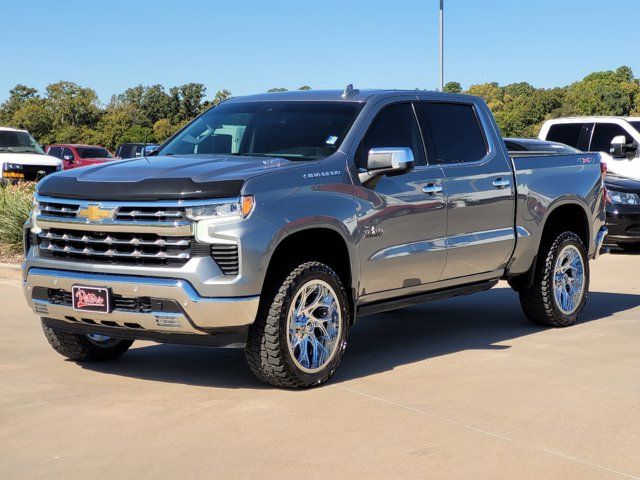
[0,182,36,254]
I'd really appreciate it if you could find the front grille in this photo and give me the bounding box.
[22,165,58,181]
[38,228,194,266]
[39,201,80,218]
[116,206,185,222]
[210,244,239,276]
[38,201,186,222]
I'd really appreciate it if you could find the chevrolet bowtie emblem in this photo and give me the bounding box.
[77,205,116,222]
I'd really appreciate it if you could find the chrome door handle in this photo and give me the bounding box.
[492,178,511,189]
[422,183,444,195]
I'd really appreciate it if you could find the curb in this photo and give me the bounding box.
[0,263,21,280]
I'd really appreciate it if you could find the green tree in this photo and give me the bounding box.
[169,83,207,123]
[11,99,54,144]
[562,66,640,116]
[0,84,39,124]
[298,85,312,91]
[267,87,288,93]
[45,81,101,130]
[153,118,182,143]
[443,81,462,94]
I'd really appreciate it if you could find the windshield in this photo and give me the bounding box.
[0,130,44,154]
[629,121,640,134]
[76,147,112,159]
[158,101,362,161]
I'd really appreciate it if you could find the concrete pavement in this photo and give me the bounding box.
[1,252,639,479]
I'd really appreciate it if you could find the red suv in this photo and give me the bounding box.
[46,144,114,170]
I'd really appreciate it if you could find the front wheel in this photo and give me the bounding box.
[42,321,133,361]
[245,261,350,388]
[519,232,589,327]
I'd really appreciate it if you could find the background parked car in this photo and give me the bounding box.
[115,143,159,159]
[0,127,62,184]
[46,144,114,170]
[506,137,640,250]
[539,117,640,180]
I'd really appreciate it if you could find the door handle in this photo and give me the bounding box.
[492,178,511,189]
[422,183,444,195]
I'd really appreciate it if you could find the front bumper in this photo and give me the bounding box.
[22,267,259,343]
[605,204,640,244]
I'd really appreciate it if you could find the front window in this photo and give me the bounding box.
[158,101,362,161]
[75,147,112,159]
[0,130,45,154]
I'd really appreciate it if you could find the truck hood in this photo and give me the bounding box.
[37,154,303,200]
[0,152,62,167]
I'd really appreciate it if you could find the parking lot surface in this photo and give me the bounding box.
[1,252,639,479]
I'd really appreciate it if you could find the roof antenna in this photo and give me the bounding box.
[341,84,359,99]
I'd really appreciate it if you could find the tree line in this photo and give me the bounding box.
[0,66,639,150]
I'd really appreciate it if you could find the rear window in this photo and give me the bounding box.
[76,147,111,159]
[545,124,584,148]
[416,102,487,164]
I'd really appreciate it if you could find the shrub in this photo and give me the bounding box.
[0,182,36,253]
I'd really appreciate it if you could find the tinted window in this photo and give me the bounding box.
[76,147,111,159]
[47,147,63,158]
[545,123,585,148]
[629,121,640,133]
[504,140,526,152]
[160,101,362,161]
[590,123,635,152]
[0,130,45,154]
[357,103,426,168]
[416,102,487,163]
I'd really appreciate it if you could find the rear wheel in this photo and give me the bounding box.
[42,321,133,361]
[519,232,589,327]
[245,261,350,388]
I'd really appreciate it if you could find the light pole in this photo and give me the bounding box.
[439,0,444,91]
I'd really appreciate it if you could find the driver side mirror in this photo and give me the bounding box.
[610,135,638,159]
[358,147,414,184]
[63,155,74,162]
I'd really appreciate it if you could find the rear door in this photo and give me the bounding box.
[356,101,447,295]
[415,100,516,279]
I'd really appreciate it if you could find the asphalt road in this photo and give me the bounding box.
[1,251,639,479]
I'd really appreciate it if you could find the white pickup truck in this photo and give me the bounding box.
[539,117,640,180]
[0,127,62,184]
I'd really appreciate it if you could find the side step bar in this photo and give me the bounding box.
[357,280,499,317]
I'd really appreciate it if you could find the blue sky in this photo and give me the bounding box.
[1,0,638,103]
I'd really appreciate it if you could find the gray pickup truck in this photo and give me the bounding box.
[22,88,608,388]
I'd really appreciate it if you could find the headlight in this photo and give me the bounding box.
[4,163,23,171]
[607,189,640,205]
[185,196,254,221]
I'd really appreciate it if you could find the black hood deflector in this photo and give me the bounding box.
[38,176,244,201]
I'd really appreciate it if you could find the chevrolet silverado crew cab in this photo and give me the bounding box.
[23,88,608,388]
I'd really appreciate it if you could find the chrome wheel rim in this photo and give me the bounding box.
[86,333,114,345]
[287,280,342,373]
[553,245,585,315]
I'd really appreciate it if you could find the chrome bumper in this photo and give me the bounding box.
[22,268,259,335]
[594,226,608,259]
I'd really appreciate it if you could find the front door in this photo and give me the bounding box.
[355,101,448,296]
[415,100,516,279]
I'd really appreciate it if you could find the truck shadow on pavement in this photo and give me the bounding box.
[79,287,640,389]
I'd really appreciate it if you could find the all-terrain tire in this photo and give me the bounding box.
[519,232,589,327]
[245,261,350,389]
[42,321,133,361]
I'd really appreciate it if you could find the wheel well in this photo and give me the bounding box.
[509,203,589,291]
[263,228,352,297]
[542,204,589,247]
